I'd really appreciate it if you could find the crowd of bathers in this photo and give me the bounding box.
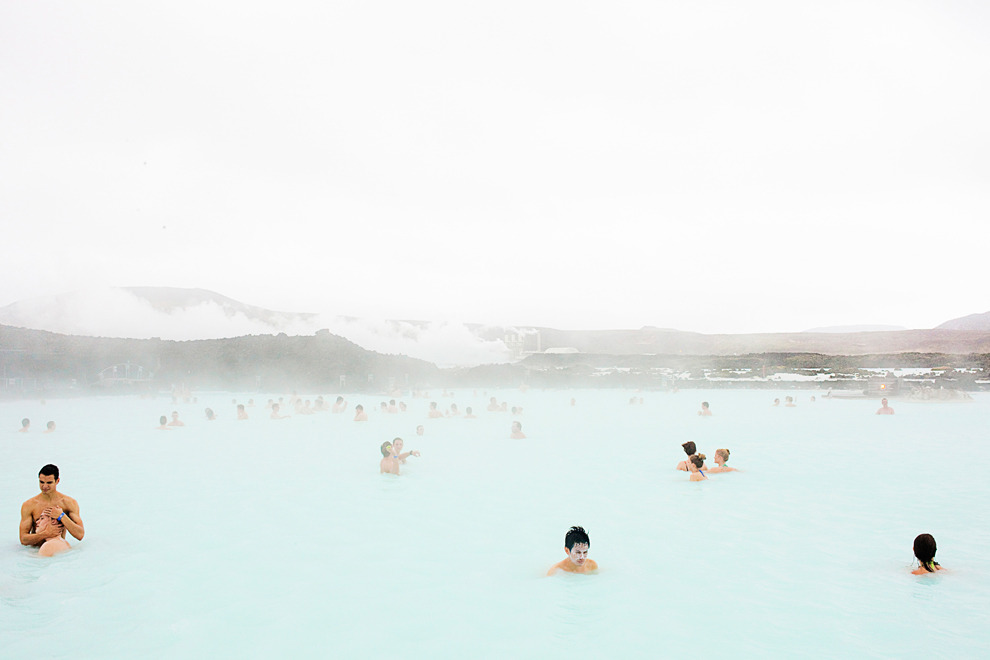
[13,389,939,576]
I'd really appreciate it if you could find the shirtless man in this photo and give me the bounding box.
[168,411,185,427]
[19,418,30,433]
[380,441,400,475]
[547,526,598,575]
[353,404,368,422]
[270,403,290,419]
[20,464,85,557]
[698,401,712,416]
[332,396,348,414]
[390,437,420,464]
[510,421,526,439]
[237,404,249,420]
[157,415,172,430]
[876,398,895,415]
[487,397,500,412]
[428,402,444,419]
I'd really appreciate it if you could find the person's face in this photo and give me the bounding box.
[512,422,521,432]
[416,426,424,436]
[715,453,725,466]
[393,438,404,453]
[566,543,590,567]
[172,412,179,420]
[39,474,58,494]
[881,398,888,406]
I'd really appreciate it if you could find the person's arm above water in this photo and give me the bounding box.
[19,502,60,546]
[47,499,84,541]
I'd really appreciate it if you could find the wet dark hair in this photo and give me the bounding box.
[913,533,940,572]
[160,415,168,425]
[565,526,590,551]
[682,441,697,456]
[39,464,59,480]
[690,454,706,469]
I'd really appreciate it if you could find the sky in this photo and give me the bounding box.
[2,1,989,334]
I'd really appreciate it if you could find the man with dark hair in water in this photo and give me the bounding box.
[547,526,598,575]
[19,418,30,432]
[20,464,85,556]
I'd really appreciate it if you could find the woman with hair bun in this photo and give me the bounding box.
[676,441,707,471]
[688,454,708,481]
[911,534,943,575]
[707,448,738,473]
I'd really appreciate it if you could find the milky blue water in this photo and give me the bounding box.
[2,389,988,658]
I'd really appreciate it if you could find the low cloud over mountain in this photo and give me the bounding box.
[0,287,513,367]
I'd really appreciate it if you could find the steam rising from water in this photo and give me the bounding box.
[0,287,513,367]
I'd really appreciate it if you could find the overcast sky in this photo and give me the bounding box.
[2,1,988,334]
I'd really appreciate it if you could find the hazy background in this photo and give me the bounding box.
[3,1,988,334]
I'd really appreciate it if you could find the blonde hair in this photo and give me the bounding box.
[716,448,729,462]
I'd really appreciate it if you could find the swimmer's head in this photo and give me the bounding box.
[336,396,344,403]
[882,398,888,406]
[21,418,30,428]
[381,442,393,457]
[237,404,245,410]
[512,421,522,432]
[430,401,438,409]
[393,437,404,452]
[416,425,424,435]
[564,526,590,551]
[913,533,938,570]
[701,401,709,409]
[682,441,697,456]
[715,448,729,464]
[690,454,706,470]
[355,404,363,412]
[160,415,168,425]
[39,464,59,480]
[46,421,55,430]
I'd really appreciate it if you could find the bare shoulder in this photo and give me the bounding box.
[21,496,40,515]
[61,494,81,511]
[586,559,599,571]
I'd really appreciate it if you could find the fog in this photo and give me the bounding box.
[0,287,512,367]
[2,1,989,334]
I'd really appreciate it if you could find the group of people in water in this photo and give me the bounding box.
[14,389,938,578]
[675,440,737,481]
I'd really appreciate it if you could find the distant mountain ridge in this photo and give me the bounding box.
[937,311,990,331]
[3,287,990,361]
[802,324,907,333]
